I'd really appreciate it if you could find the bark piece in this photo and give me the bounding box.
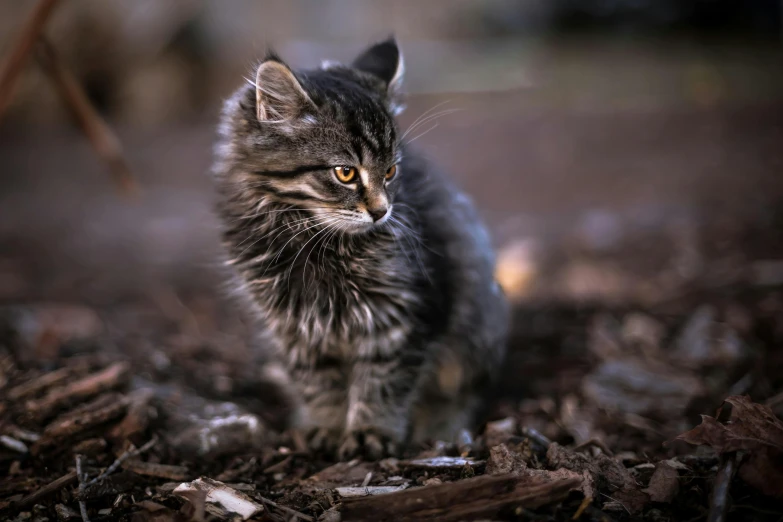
[173,477,264,520]
[340,472,580,522]
[26,362,131,422]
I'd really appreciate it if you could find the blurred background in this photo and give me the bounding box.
[1,0,782,304]
[2,0,783,453]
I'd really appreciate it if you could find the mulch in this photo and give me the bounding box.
[2,209,783,522]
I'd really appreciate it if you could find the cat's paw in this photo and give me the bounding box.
[307,427,341,454]
[338,428,398,461]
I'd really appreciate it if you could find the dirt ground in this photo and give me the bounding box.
[2,90,783,520]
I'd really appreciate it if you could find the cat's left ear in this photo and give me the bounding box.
[353,37,404,113]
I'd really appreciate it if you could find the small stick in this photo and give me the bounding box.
[0,0,62,119]
[14,470,77,509]
[75,454,90,522]
[36,38,138,196]
[86,436,157,487]
[258,495,314,522]
[521,426,552,449]
[708,453,736,522]
[572,496,593,520]
[262,454,292,474]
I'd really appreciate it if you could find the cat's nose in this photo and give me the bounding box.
[368,207,388,222]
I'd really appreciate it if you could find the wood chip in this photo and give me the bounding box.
[33,393,130,453]
[173,477,263,520]
[401,456,485,470]
[123,460,190,481]
[340,472,580,522]
[335,485,409,498]
[26,362,130,421]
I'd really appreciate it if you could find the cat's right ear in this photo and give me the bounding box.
[255,59,313,122]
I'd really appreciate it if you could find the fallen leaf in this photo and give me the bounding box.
[546,443,646,511]
[642,461,680,503]
[673,395,783,497]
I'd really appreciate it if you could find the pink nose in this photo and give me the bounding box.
[368,207,387,222]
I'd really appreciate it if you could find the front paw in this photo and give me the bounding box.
[338,428,398,461]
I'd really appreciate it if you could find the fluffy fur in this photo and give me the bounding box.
[211,38,508,459]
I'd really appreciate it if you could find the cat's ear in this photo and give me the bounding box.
[254,58,314,122]
[353,37,404,97]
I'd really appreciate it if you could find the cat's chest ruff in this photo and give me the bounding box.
[260,251,420,361]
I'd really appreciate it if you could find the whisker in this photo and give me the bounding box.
[399,100,452,141]
[235,215,314,252]
[403,123,439,147]
[302,220,341,286]
[318,221,344,273]
[288,217,339,291]
[399,108,462,142]
[272,218,332,265]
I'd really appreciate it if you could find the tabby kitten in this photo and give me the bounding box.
[211,38,508,459]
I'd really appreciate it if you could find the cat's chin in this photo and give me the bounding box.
[341,221,377,235]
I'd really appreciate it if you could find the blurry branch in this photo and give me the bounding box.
[0,0,62,119]
[37,38,138,196]
[0,0,137,196]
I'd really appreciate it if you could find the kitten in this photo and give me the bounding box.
[211,38,508,459]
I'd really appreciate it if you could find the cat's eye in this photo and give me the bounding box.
[333,166,357,183]
[385,164,397,181]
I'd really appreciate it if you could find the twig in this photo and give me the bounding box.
[122,460,190,481]
[708,453,737,522]
[572,496,593,520]
[0,0,62,119]
[86,436,158,487]
[75,454,90,522]
[258,495,314,522]
[14,470,77,509]
[263,455,292,474]
[36,38,138,196]
[521,426,552,449]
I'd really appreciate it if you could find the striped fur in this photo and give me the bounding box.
[210,39,508,459]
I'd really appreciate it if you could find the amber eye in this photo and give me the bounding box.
[385,164,397,181]
[333,166,357,183]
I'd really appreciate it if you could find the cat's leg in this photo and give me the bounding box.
[339,351,423,459]
[290,360,348,453]
[409,349,478,444]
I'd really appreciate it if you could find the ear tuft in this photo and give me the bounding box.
[255,59,313,122]
[352,37,404,92]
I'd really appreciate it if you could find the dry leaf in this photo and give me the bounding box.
[642,461,680,503]
[673,395,783,497]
